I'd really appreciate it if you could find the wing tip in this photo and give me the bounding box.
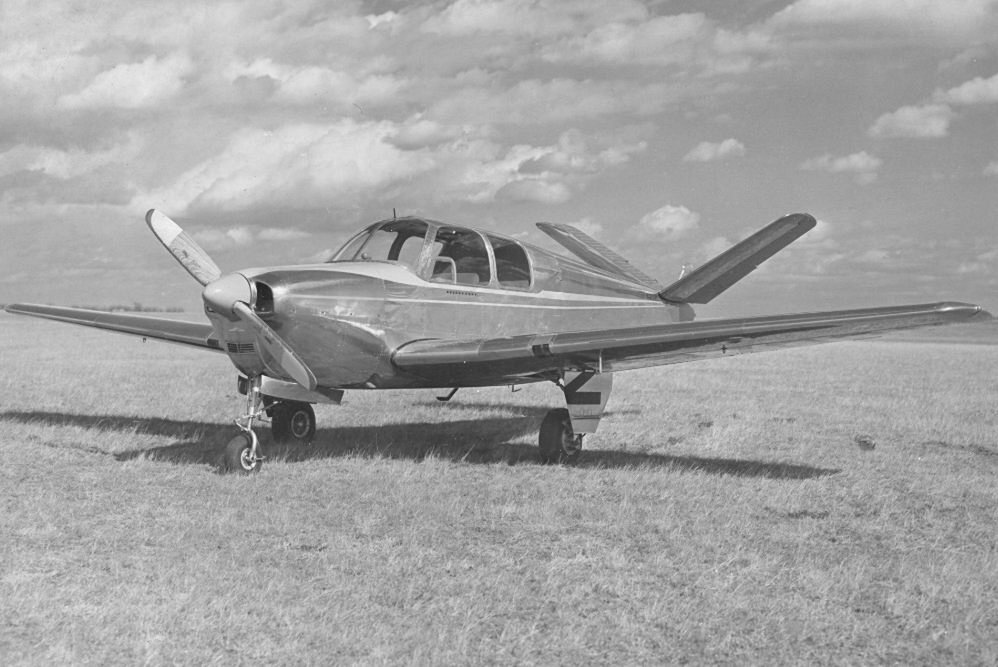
[4,302,44,316]
[779,212,817,233]
[935,301,993,320]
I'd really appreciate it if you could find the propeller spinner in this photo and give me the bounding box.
[146,209,317,391]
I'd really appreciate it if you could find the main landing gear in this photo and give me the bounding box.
[269,401,316,445]
[537,371,614,465]
[539,408,583,464]
[222,376,318,474]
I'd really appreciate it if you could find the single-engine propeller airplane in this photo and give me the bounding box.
[6,210,990,472]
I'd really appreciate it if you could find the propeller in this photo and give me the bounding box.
[147,209,317,391]
[146,209,222,286]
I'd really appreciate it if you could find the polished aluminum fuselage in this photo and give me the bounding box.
[209,238,681,389]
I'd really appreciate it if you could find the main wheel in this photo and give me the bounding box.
[271,402,316,444]
[224,433,262,474]
[538,408,583,464]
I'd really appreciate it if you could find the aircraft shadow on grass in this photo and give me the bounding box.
[2,409,839,480]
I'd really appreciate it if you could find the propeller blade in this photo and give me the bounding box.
[146,209,222,286]
[232,302,318,391]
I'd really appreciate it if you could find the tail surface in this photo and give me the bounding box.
[536,222,664,291]
[658,213,816,304]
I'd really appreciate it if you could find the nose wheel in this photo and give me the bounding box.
[222,376,266,474]
[224,432,261,473]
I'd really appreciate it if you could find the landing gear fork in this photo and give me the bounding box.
[225,375,266,473]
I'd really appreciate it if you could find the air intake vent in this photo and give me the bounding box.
[227,342,255,354]
[254,281,274,315]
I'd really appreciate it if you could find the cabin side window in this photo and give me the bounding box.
[430,227,491,286]
[487,235,531,289]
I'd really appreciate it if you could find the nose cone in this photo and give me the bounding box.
[203,273,252,317]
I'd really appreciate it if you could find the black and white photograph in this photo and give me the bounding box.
[2,1,997,663]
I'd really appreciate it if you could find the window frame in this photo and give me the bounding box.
[486,233,533,291]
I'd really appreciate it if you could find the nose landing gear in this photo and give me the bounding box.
[222,377,321,473]
[223,376,266,474]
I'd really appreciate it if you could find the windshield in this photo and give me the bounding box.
[328,219,430,272]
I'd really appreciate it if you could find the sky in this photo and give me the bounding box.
[1,0,997,318]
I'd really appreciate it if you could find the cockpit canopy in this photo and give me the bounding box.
[329,217,532,290]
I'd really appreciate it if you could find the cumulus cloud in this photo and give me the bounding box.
[225,58,407,108]
[57,54,193,110]
[192,226,311,251]
[522,128,647,174]
[933,72,998,105]
[141,120,437,213]
[538,11,776,75]
[192,227,255,251]
[0,133,144,180]
[683,138,746,162]
[421,0,646,38]
[543,14,708,66]
[389,118,475,150]
[497,180,572,204]
[771,0,998,41]
[634,204,701,239]
[957,248,998,275]
[427,78,681,126]
[138,120,646,214]
[800,151,882,184]
[258,228,312,242]
[868,103,954,138]
[868,72,998,140]
[437,129,644,205]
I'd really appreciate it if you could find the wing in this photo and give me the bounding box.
[5,303,219,351]
[392,302,989,385]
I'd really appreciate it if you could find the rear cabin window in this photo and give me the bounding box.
[430,227,491,286]
[488,235,531,289]
[328,219,429,272]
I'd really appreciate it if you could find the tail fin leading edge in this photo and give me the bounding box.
[658,213,816,304]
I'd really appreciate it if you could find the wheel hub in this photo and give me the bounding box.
[290,411,310,438]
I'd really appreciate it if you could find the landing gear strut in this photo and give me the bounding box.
[223,376,265,474]
[270,401,316,444]
[539,408,583,464]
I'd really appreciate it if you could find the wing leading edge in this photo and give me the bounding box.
[4,304,218,350]
[392,302,990,385]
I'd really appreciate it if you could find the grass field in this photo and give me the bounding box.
[2,312,997,665]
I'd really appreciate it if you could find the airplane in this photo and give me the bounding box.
[5,209,990,473]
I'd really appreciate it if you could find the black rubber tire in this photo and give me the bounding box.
[271,402,316,444]
[538,408,582,464]
[224,433,262,474]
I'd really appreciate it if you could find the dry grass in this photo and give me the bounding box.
[2,313,997,665]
